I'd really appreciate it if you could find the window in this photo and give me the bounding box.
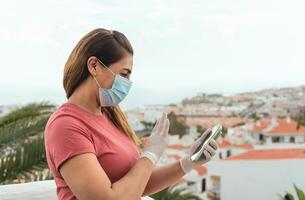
[187,181,196,186]
[207,175,221,200]
[272,136,280,143]
[202,178,206,192]
[227,150,231,157]
[290,137,295,143]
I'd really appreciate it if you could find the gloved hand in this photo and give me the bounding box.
[179,128,218,174]
[139,112,170,165]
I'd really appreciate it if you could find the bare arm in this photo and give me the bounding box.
[142,160,185,196]
[59,112,171,200]
[60,153,153,200]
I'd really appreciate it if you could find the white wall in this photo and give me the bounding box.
[206,159,305,200]
[295,135,305,143]
[266,137,272,144]
[278,135,304,143]
[266,135,305,144]
[254,143,305,149]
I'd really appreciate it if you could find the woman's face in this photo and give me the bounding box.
[89,54,133,89]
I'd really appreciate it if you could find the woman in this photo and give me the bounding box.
[44,28,218,200]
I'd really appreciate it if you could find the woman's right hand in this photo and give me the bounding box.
[140,112,170,165]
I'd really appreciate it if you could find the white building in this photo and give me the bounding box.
[205,148,305,200]
[155,137,208,199]
[251,118,305,144]
[215,138,253,160]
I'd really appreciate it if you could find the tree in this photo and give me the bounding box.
[0,102,55,184]
[196,125,206,139]
[150,186,201,200]
[140,121,155,132]
[196,125,206,134]
[294,111,305,130]
[167,112,189,138]
[249,113,260,121]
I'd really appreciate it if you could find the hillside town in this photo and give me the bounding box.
[125,86,305,200]
[0,86,304,199]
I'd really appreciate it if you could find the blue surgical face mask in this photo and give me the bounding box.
[93,58,132,107]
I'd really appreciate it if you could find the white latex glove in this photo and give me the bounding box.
[179,128,219,173]
[139,112,170,165]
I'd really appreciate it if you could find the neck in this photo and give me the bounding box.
[67,78,103,116]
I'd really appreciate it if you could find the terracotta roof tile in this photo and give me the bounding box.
[194,166,207,176]
[225,148,305,160]
[266,119,305,135]
[217,138,253,149]
[167,144,189,150]
[167,154,182,160]
[253,120,270,132]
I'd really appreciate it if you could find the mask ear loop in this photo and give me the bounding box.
[93,76,102,88]
[96,57,116,76]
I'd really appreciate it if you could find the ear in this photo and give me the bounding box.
[87,56,98,76]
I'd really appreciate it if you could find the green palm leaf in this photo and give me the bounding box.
[0,102,56,184]
[151,186,201,200]
[0,102,55,148]
[293,184,305,200]
[279,184,305,200]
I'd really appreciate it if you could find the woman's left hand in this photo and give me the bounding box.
[179,128,219,174]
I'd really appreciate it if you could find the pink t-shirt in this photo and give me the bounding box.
[44,103,140,200]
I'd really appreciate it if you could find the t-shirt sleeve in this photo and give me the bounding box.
[46,116,96,173]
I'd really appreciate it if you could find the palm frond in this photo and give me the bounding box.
[279,184,305,200]
[0,102,54,127]
[293,184,305,200]
[0,102,56,184]
[151,186,201,200]
[0,102,55,147]
[0,115,50,147]
[0,134,48,183]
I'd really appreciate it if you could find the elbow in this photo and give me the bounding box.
[142,188,153,197]
[141,186,149,197]
[105,186,137,200]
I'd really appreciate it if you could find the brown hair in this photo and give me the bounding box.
[63,28,142,149]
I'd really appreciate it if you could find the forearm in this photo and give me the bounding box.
[111,157,154,200]
[142,160,185,196]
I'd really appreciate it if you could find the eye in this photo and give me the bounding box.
[120,73,128,78]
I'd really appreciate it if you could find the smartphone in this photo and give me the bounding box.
[190,124,223,162]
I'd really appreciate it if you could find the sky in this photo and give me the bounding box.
[0,0,304,109]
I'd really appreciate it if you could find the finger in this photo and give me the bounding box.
[192,128,210,152]
[160,113,167,133]
[209,139,218,151]
[190,141,201,154]
[162,118,170,137]
[161,112,167,121]
[199,128,211,143]
[203,150,211,161]
[151,118,161,134]
[152,113,166,133]
[205,145,216,157]
[157,113,167,134]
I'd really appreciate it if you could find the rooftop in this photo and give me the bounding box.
[252,118,305,135]
[225,148,305,160]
